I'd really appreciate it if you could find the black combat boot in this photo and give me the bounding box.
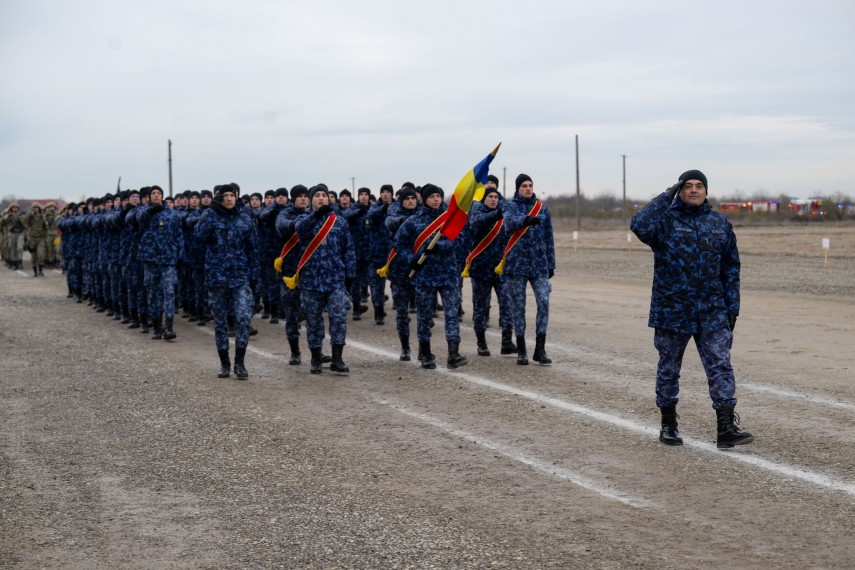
[234,347,248,379]
[516,336,529,365]
[532,333,552,365]
[188,303,197,322]
[288,338,301,365]
[269,304,280,325]
[105,301,115,317]
[374,306,384,325]
[500,329,515,355]
[38,266,44,276]
[67,284,74,298]
[659,406,683,446]
[74,288,83,303]
[330,344,349,375]
[353,301,364,321]
[139,314,150,334]
[150,315,163,340]
[476,331,490,356]
[716,406,754,449]
[196,306,207,325]
[261,300,270,320]
[163,318,176,340]
[419,341,436,370]
[217,349,231,378]
[113,303,123,320]
[447,340,468,369]
[128,310,140,329]
[33,266,39,277]
[310,347,323,374]
[181,303,191,319]
[399,335,411,361]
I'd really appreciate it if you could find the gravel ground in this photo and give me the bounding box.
[2,226,854,569]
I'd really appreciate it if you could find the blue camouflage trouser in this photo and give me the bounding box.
[124,261,139,312]
[471,275,514,334]
[370,265,387,310]
[110,264,122,310]
[351,259,372,306]
[135,264,148,317]
[209,284,254,351]
[416,284,461,343]
[506,275,550,337]
[143,263,177,319]
[262,261,280,308]
[390,279,414,338]
[281,285,302,341]
[193,268,207,316]
[301,287,349,349]
[654,327,737,410]
[66,257,83,291]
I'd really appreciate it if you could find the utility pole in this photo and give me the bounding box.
[351,177,355,193]
[575,135,581,231]
[502,166,507,198]
[622,154,627,226]
[168,139,173,198]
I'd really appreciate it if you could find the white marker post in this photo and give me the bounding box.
[572,230,578,253]
[626,232,632,253]
[822,237,830,267]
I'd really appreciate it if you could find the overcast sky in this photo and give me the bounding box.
[2,0,854,203]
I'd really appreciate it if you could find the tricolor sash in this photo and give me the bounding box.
[413,210,449,254]
[375,248,397,278]
[495,201,542,275]
[273,232,300,272]
[283,214,337,289]
[461,218,504,278]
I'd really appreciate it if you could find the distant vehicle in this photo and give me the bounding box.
[788,198,824,216]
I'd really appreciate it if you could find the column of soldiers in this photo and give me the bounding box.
[2,201,60,274]
[54,175,556,379]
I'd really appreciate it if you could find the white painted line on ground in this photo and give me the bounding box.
[742,383,855,412]
[347,339,855,498]
[376,398,650,509]
[15,270,28,277]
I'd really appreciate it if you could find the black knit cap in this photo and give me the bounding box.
[398,188,417,202]
[274,187,289,197]
[128,188,140,196]
[678,169,708,191]
[515,173,532,192]
[264,189,275,198]
[420,183,443,202]
[380,184,394,194]
[290,185,309,201]
[139,187,151,198]
[182,190,192,198]
[309,184,329,200]
[482,186,500,201]
[150,185,164,195]
[339,189,352,199]
[486,174,500,186]
[189,191,200,199]
[200,189,213,199]
[357,187,371,197]
[250,192,263,201]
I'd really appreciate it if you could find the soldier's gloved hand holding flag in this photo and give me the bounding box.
[408,142,501,277]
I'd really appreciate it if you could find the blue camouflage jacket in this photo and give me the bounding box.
[293,209,356,292]
[630,191,740,334]
[193,201,260,289]
[467,198,509,280]
[501,193,555,278]
[341,203,372,261]
[383,202,419,283]
[274,205,308,276]
[366,201,392,263]
[394,203,458,288]
[136,205,184,266]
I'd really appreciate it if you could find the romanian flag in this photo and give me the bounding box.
[440,143,501,241]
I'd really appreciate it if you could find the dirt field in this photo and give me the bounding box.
[2,225,854,569]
